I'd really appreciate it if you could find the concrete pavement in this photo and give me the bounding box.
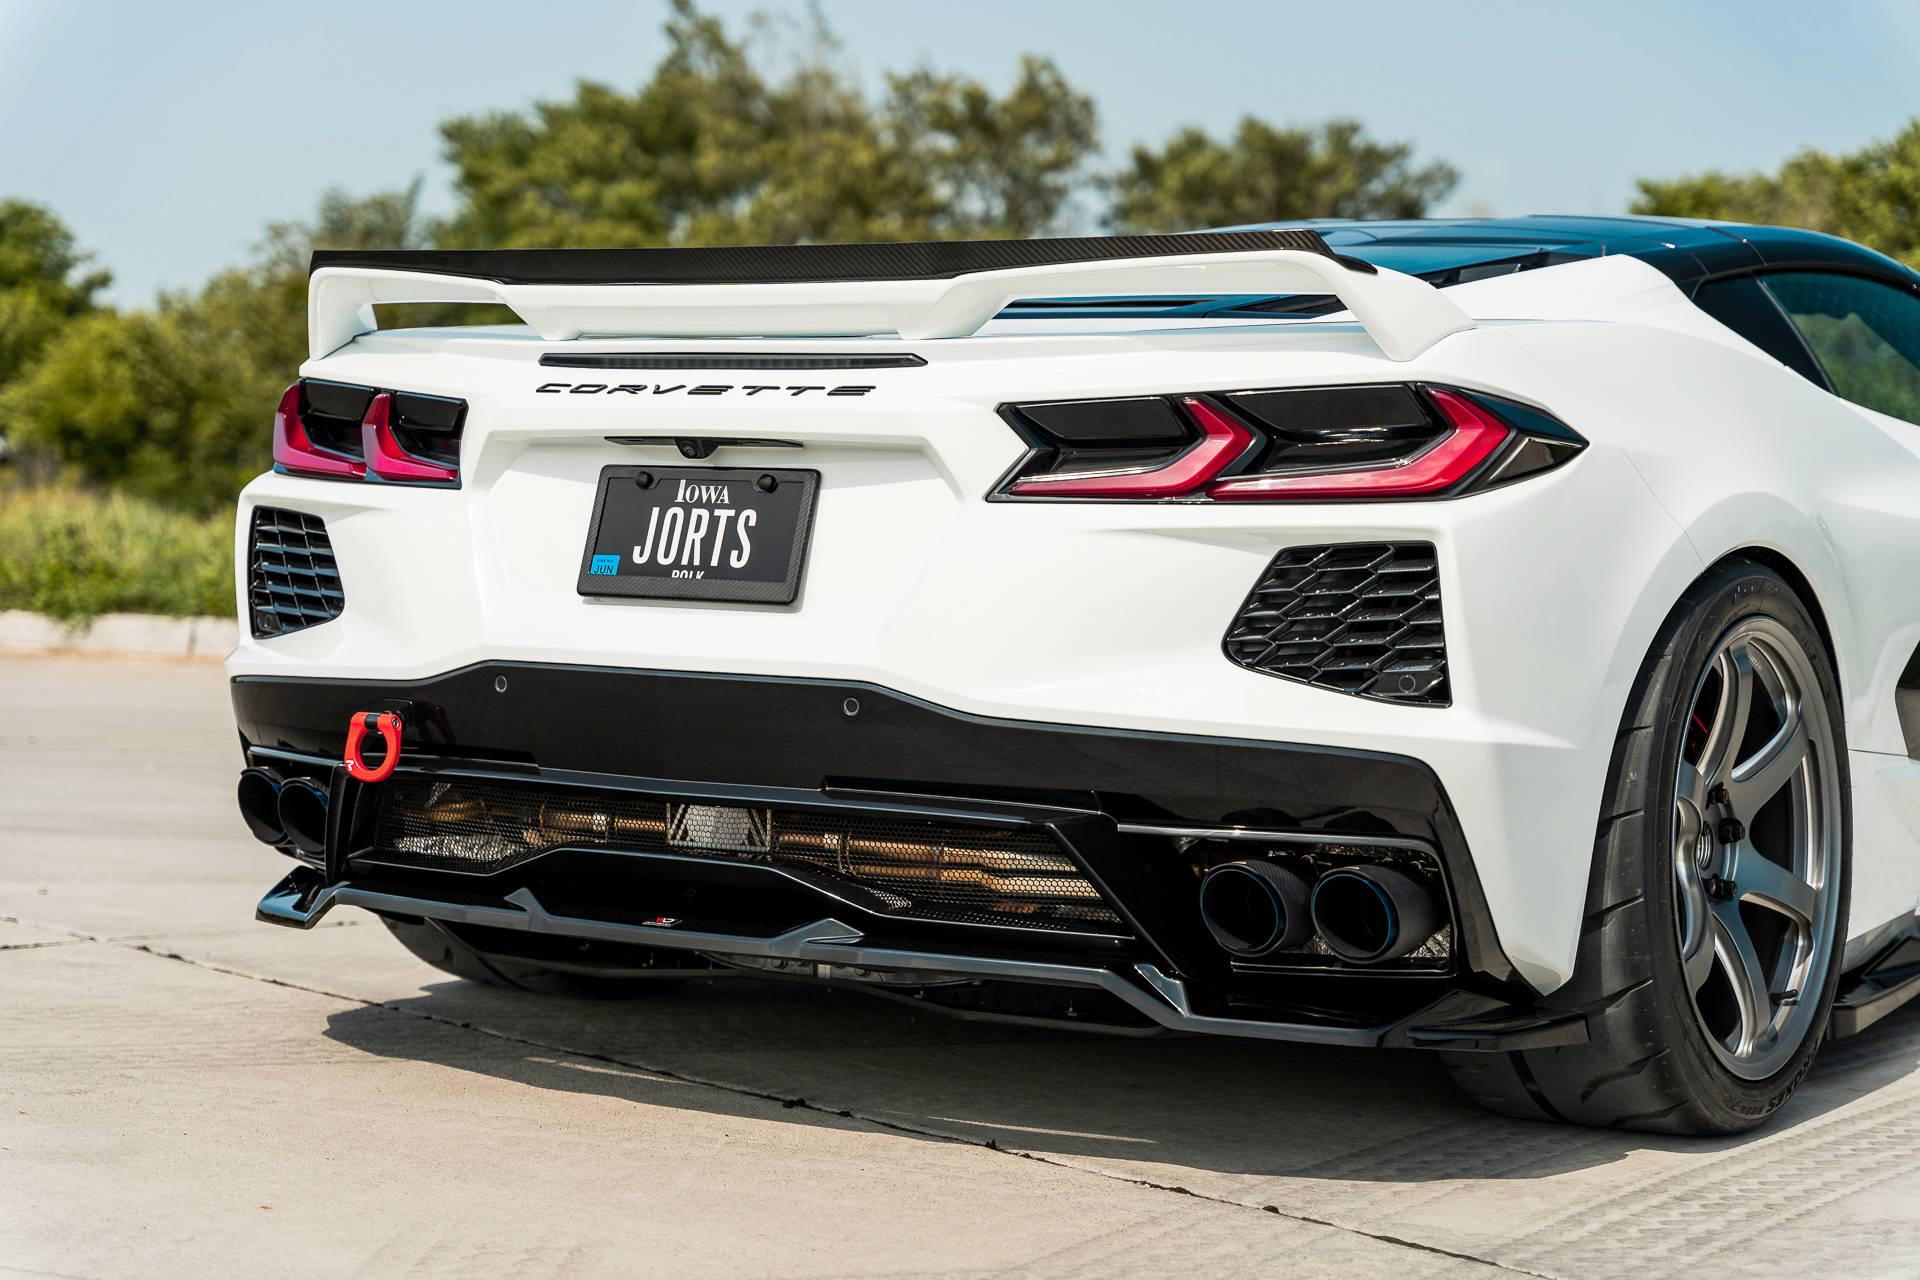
[3,656,1918,1278]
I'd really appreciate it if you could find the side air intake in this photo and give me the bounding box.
[247,507,344,638]
[1224,542,1447,705]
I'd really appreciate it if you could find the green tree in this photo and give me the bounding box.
[0,307,265,509]
[0,184,425,510]
[1633,120,1920,269]
[1107,118,1459,233]
[0,200,110,390]
[435,0,1097,249]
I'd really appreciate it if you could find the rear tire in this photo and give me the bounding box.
[1444,560,1849,1133]
[380,915,682,998]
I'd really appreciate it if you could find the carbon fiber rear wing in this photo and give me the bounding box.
[306,230,1473,362]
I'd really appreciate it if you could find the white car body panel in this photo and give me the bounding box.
[232,238,1920,996]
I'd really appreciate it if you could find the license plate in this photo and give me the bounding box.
[577,465,819,603]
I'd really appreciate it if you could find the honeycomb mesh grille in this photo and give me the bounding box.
[370,776,1127,934]
[1224,542,1447,705]
[248,507,343,638]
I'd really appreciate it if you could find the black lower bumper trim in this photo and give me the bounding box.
[230,661,1519,992]
[232,660,1461,837]
[257,866,1579,1051]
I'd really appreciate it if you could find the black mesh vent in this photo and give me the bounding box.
[369,776,1127,934]
[1224,542,1448,705]
[247,507,343,638]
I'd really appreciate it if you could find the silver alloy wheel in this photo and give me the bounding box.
[1671,616,1841,1080]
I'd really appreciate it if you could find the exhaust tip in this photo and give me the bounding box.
[277,780,330,857]
[237,769,285,844]
[1310,864,1440,965]
[1197,860,1312,958]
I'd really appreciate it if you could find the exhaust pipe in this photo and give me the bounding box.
[276,780,330,857]
[1197,860,1312,958]
[237,769,285,844]
[1310,864,1441,965]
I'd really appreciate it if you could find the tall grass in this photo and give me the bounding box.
[0,485,235,622]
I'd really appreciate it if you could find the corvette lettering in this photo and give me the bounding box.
[537,382,873,397]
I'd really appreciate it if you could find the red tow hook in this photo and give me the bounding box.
[345,711,403,783]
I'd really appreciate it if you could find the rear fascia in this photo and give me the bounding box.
[231,316,1702,994]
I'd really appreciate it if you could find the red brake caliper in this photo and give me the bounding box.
[344,711,403,783]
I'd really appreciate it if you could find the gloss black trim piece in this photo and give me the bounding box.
[1224,542,1449,706]
[312,229,1337,285]
[1831,916,1920,1038]
[255,864,1580,1049]
[230,664,1447,832]
[227,660,1517,988]
[541,352,926,370]
[246,508,344,639]
[605,437,803,452]
[1690,275,1832,391]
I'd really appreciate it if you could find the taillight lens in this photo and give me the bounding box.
[361,393,459,485]
[994,384,1582,502]
[1009,398,1255,498]
[273,383,364,480]
[271,379,465,488]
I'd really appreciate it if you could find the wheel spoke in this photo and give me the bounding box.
[1676,759,1712,816]
[1697,645,1754,788]
[1731,839,1817,927]
[1675,850,1710,958]
[1683,915,1718,995]
[1729,710,1808,821]
[1711,899,1775,1053]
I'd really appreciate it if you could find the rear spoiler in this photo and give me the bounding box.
[307,230,1472,362]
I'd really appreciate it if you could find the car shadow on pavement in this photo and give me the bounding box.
[322,973,1920,1185]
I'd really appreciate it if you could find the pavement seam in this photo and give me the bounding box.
[111,937,1551,1278]
[0,914,96,942]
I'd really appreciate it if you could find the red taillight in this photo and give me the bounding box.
[271,379,465,487]
[272,383,365,480]
[1208,387,1509,501]
[996,384,1579,503]
[361,393,459,485]
[1009,397,1254,498]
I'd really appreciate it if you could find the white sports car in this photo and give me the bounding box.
[231,216,1920,1132]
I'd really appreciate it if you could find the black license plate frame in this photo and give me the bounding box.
[576,465,819,604]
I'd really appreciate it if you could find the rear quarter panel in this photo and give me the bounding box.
[1507,318,1920,943]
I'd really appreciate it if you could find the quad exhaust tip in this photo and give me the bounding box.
[237,769,285,844]
[1197,860,1313,958]
[1309,864,1441,965]
[276,779,330,857]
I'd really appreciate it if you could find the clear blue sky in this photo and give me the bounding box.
[4,0,1916,305]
